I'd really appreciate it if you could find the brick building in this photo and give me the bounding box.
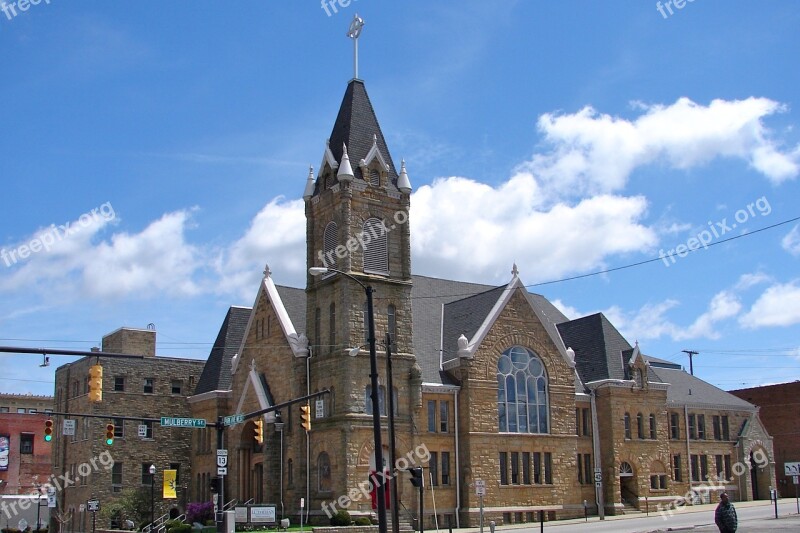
[53,328,205,532]
[188,75,775,528]
[730,381,800,498]
[0,394,54,496]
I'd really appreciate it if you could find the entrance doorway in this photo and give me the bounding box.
[619,462,637,508]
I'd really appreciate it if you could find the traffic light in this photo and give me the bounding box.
[88,364,103,402]
[209,477,220,493]
[300,404,311,432]
[409,467,423,488]
[254,418,264,444]
[44,419,53,442]
[105,423,115,445]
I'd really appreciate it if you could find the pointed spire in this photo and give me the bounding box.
[303,166,316,200]
[337,144,355,182]
[397,159,412,194]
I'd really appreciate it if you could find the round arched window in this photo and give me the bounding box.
[497,346,549,433]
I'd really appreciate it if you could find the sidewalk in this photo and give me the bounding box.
[448,499,790,532]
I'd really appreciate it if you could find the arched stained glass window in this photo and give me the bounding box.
[497,346,549,433]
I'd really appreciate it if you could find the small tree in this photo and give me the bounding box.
[100,489,152,528]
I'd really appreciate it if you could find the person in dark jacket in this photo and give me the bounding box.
[715,492,737,532]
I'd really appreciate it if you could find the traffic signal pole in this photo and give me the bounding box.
[214,390,330,533]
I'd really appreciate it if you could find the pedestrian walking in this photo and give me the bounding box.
[714,492,737,532]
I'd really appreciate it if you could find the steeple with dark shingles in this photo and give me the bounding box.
[321,79,398,190]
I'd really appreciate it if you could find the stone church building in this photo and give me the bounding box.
[188,77,776,527]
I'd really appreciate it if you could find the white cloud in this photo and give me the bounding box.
[740,281,800,328]
[782,224,800,256]
[551,299,581,320]
[734,272,772,291]
[0,209,204,301]
[674,291,742,340]
[214,196,307,298]
[410,173,657,283]
[563,290,742,342]
[524,97,799,199]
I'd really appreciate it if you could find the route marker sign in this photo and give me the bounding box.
[160,417,206,428]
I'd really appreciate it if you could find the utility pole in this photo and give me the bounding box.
[682,350,699,375]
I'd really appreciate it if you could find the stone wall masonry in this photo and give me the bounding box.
[54,354,205,530]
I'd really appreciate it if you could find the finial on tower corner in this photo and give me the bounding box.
[337,143,355,182]
[303,166,315,200]
[397,159,412,194]
[511,263,519,277]
[264,264,272,278]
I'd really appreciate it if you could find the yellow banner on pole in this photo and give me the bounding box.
[163,469,177,499]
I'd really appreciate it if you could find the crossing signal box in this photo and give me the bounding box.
[105,423,115,445]
[300,404,311,432]
[254,418,264,444]
[210,477,220,493]
[44,419,53,442]
[88,364,103,402]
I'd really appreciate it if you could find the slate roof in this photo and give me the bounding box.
[649,366,756,410]
[556,313,632,384]
[194,306,251,395]
[410,275,497,385]
[318,79,399,193]
[442,285,506,365]
[276,285,306,334]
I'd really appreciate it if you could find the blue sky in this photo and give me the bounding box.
[1,1,799,396]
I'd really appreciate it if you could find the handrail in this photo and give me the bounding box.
[223,498,238,511]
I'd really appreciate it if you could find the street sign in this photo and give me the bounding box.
[217,467,228,476]
[138,424,148,438]
[475,479,486,496]
[794,476,799,485]
[160,417,206,428]
[213,494,219,505]
[47,488,57,508]
[63,419,76,436]
[87,499,100,513]
[223,414,245,427]
[595,481,602,488]
[785,462,800,476]
[316,399,324,418]
[217,455,228,468]
[217,449,228,456]
[594,472,602,482]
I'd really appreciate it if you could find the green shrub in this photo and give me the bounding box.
[330,510,351,526]
[353,517,372,526]
[168,524,192,533]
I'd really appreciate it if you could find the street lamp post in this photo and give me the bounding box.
[385,333,399,533]
[310,267,387,533]
[149,464,156,529]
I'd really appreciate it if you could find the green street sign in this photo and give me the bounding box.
[160,417,207,428]
[223,414,245,427]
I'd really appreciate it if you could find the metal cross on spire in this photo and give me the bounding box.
[347,13,365,79]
